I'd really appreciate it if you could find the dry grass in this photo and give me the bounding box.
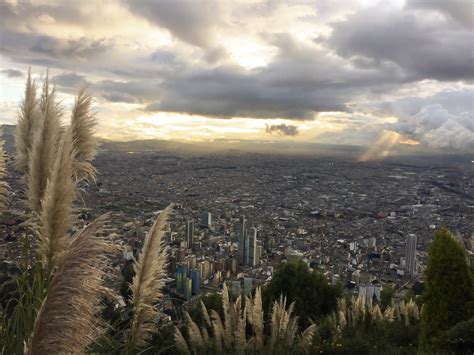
[245,286,264,350]
[0,137,9,212]
[27,75,63,214]
[176,286,318,354]
[128,205,173,348]
[269,296,299,348]
[37,129,76,273]
[15,68,40,173]
[28,214,116,354]
[334,295,419,330]
[70,87,97,181]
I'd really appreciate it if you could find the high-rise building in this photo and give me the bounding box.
[190,270,201,295]
[176,264,188,293]
[176,248,186,262]
[256,245,262,265]
[184,277,193,300]
[405,234,417,277]
[200,211,211,228]
[185,220,194,249]
[247,227,257,267]
[231,280,241,297]
[243,277,253,294]
[199,260,210,279]
[238,216,247,265]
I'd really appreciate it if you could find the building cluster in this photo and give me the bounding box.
[0,130,473,310]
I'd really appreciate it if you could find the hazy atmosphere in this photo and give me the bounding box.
[1,0,472,153]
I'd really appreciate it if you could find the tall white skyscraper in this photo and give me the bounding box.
[200,211,211,228]
[238,216,247,265]
[185,220,194,249]
[247,227,257,267]
[405,234,417,277]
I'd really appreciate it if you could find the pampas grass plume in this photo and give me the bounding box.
[70,87,97,181]
[128,205,173,347]
[28,214,115,354]
[38,129,76,272]
[15,68,40,173]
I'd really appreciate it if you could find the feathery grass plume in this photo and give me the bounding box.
[371,304,384,322]
[299,323,316,353]
[174,327,191,354]
[128,205,173,348]
[201,326,210,345]
[0,138,9,212]
[406,298,419,321]
[15,68,40,173]
[37,129,76,273]
[235,302,247,353]
[210,310,224,353]
[200,300,212,329]
[70,87,97,181]
[353,295,365,323]
[337,297,346,314]
[222,283,233,348]
[398,300,409,325]
[28,73,63,214]
[338,310,347,330]
[270,296,298,348]
[184,312,204,351]
[28,214,115,354]
[250,287,264,350]
[383,305,395,322]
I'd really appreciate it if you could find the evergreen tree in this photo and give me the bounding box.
[263,260,341,327]
[419,228,474,353]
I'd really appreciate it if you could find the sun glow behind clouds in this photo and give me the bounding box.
[224,38,277,69]
[96,111,333,142]
[358,130,401,162]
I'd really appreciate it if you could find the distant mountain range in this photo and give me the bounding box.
[1,124,364,157]
[2,125,472,165]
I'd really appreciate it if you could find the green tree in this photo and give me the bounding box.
[380,286,395,311]
[263,261,341,327]
[419,228,474,353]
[188,291,223,327]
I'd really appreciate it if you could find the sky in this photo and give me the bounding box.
[0,0,473,153]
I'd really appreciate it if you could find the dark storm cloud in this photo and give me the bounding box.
[0,69,23,78]
[0,2,89,31]
[144,34,411,119]
[265,124,299,136]
[0,31,113,65]
[93,80,160,104]
[53,72,89,89]
[329,6,474,82]
[145,65,348,119]
[407,0,473,28]
[123,0,222,48]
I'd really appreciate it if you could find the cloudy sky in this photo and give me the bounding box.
[0,0,472,152]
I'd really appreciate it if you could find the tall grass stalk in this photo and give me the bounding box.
[28,215,116,354]
[127,205,173,352]
[14,67,40,174]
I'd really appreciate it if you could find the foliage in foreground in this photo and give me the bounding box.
[418,227,474,354]
[0,70,171,354]
[263,260,341,328]
[175,284,316,354]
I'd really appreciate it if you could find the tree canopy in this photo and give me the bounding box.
[419,228,474,353]
[263,260,341,327]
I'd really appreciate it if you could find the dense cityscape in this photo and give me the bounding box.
[2,125,473,323]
